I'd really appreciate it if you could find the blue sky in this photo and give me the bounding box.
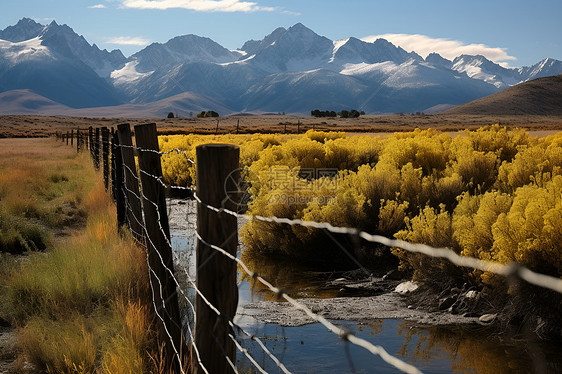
[1,0,561,66]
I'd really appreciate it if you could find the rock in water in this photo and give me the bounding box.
[394,281,419,295]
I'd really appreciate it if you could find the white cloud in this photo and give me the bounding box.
[362,33,517,65]
[119,0,275,12]
[89,4,107,8]
[107,36,151,46]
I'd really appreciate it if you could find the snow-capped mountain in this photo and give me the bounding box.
[131,34,241,72]
[0,18,124,108]
[518,58,562,81]
[1,19,562,115]
[1,18,126,77]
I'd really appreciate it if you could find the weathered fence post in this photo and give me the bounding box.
[134,123,185,372]
[66,131,69,145]
[297,120,300,134]
[89,127,94,163]
[112,131,126,228]
[94,128,101,169]
[117,124,145,244]
[236,119,240,135]
[111,128,116,201]
[76,129,80,152]
[71,129,74,146]
[215,119,220,135]
[101,127,110,190]
[194,143,240,374]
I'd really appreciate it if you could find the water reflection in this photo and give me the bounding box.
[239,251,345,300]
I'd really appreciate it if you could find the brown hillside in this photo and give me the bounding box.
[445,74,562,115]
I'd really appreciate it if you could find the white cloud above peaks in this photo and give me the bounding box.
[362,33,517,65]
[107,36,151,46]
[119,0,275,12]
[89,4,107,8]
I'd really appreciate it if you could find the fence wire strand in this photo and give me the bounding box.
[193,195,562,295]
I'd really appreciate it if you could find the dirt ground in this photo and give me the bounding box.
[1,113,562,138]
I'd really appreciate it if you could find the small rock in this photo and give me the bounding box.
[465,290,479,299]
[438,296,456,310]
[479,313,497,323]
[382,269,404,281]
[394,281,419,295]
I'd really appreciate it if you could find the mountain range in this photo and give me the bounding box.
[1,18,561,117]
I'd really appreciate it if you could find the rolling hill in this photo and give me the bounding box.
[445,74,562,115]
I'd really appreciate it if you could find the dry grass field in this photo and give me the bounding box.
[1,113,562,138]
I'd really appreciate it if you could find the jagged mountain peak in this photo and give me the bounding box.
[131,33,240,72]
[241,23,333,72]
[425,52,452,68]
[0,17,45,42]
[331,36,422,66]
[239,27,286,55]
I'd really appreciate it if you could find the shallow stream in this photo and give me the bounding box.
[169,200,561,373]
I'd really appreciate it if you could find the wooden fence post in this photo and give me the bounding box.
[101,127,110,190]
[66,131,69,145]
[112,131,126,227]
[89,127,94,162]
[71,129,74,146]
[134,123,185,373]
[94,128,101,169]
[111,128,116,201]
[76,129,80,152]
[236,119,240,135]
[297,120,300,134]
[194,143,240,374]
[117,124,145,244]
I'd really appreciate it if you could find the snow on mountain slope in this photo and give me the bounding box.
[111,60,154,86]
[452,55,521,88]
[0,37,53,66]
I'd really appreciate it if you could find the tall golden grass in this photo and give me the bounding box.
[0,138,159,373]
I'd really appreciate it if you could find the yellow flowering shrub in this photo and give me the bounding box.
[158,127,562,283]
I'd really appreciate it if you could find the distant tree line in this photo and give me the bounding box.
[311,109,365,118]
[197,111,219,118]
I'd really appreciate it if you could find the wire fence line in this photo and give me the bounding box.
[192,196,562,295]
[68,125,562,374]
